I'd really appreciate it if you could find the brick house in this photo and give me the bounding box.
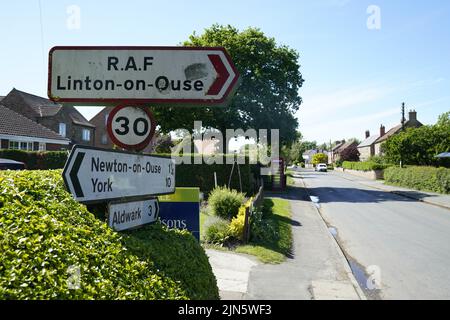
[0,105,70,151]
[374,110,423,156]
[90,107,158,152]
[1,89,95,147]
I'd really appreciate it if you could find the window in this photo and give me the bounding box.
[101,134,108,145]
[82,129,90,141]
[9,140,33,151]
[59,123,66,137]
[38,143,46,151]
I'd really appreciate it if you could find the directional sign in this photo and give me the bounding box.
[48,46,240,106]
[108,198,159,231]
[62,145,175,203]
[107,105,156,151]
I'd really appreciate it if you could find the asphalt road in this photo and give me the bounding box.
[298,169,450,300]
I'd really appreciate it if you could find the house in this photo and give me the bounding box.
[1,88,95,147]
[329,140,345,163]
[374,110,423,156]
[0,104,70,151]
[333,140,359,162]
[89,107,157,152]
[357,130,380,161]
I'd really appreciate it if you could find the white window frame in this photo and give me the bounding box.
[38,142,46,151]
[9,140,33,151]
[59,123,66,137]
[82,129,90,141]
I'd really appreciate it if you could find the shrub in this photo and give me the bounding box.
[208,187,245,220]
[0,170,218,299]
[342,161,389,171]
[384,166,450,194]
[249,208,277,244]
[0,150,68,170]
[122,225,219,300]
[204,218,231,245]
[228,198,254,241]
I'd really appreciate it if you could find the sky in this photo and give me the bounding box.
[1,0,449,145]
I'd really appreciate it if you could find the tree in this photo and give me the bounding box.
[152,25,304,148]
[153,134,174,154]
[340,146,360,162]
[312,153,328,165]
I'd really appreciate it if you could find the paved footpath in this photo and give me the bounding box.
[207,178,366,300]
[334,169,450,210]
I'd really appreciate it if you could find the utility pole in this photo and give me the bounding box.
[401,102,406,131]
[400,102,406,168]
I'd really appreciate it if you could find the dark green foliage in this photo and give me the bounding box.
[343,161,389,171]
[382,112,450,167]
[122,225,219,300]
[0,170,218,299]
[384,166,450,194]
[152,25,304,146]
[208,187,245,220]
[0,150,68,170]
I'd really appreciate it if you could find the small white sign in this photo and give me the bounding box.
[109,198,159,231]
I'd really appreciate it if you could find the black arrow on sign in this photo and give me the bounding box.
[70,152,85,198]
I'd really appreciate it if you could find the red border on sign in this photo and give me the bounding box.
[47,46,240,105]
[106,105,156,152]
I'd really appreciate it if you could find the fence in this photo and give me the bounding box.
[242,186,264,243]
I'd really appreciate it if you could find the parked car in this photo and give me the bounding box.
[0,158,26,170]
[315,163,328,172]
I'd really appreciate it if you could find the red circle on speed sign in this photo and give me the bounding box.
[107,105,156,152]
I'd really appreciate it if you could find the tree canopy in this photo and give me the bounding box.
[382,111,450,167]
[152,25,304,146]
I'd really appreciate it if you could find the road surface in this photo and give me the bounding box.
[298,169,450,300]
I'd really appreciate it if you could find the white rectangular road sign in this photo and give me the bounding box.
[48,46,239,105]
[108,198,159,231]
[62,145,175,203]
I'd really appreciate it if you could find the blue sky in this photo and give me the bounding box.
[1,0,449,144]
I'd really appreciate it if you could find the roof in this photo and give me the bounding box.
[335,140,357,153]
[2,88,94,127]
[332,142,344,152]
[375,124,402,144]
[0,105,70,142]
[358,135,380,148]
[375,119,424,144]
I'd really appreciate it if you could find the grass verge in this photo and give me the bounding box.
[235,198,293,264]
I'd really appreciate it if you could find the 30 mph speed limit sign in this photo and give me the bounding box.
[107,105,156,151]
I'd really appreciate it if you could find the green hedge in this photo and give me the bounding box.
[342,161,389,171]
[384,166,450,194]
[0,150,68,170]
[0,170,218,299]
[165,154,260,196]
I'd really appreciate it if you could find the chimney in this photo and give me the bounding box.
[409,109,417,122]
[380,125,385,137]
[365,130,370,139]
